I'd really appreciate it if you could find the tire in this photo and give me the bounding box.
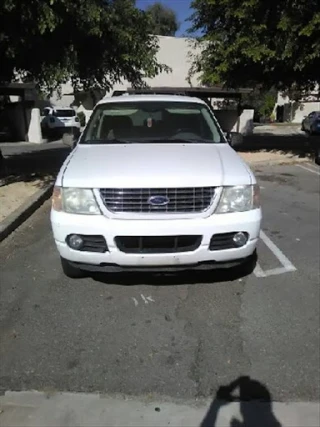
[47,127,56,140]
[60,257,85,279]
[42,124,50,138]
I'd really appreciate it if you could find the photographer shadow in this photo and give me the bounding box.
[201,376,282,427]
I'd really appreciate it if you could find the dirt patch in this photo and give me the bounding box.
[0,180,48,222]
[239,151,309,165]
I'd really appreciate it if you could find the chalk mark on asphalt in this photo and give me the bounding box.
[254,230,297,278]
[141,294,148,304]
[133,295,155,306]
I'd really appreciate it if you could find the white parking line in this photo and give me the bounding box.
[254,230,297,278]
[253,263,266,277]
[306,163,320,171]
[297,164,320,176]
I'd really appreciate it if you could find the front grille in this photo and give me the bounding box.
[115,235,202,254]
[99,187,215,214]
[209,233,248,251]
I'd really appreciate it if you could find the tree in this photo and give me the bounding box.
[189,0,320,93]
[146,2,179,36]
[0,0,169,95]
[241,88,278,121]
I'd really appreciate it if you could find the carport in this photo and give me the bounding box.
[112,86,254,134]
[0,83,37,141]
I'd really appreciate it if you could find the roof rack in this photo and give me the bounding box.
[112,86,253,99]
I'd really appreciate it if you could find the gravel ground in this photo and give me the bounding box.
[0,180,45,222]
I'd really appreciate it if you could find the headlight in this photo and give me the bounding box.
[216,185,260,214]
[52,187,101,215]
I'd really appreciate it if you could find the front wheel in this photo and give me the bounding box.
[60,257,85,279]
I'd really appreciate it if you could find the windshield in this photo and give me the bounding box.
[81,101,224,144]
[54,109,76,118]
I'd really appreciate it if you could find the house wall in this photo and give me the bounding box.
[238,109,254,134]
[48,36,202,108]
[45,36,253,134]
[284,102,320,123]
[111,36,201,92]
[27,108,42,143]
[214,109,254,135]
[275,86,320,123]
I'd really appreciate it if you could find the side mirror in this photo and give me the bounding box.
[226,132,243,148]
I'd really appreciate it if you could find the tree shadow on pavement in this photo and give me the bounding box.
[0,145,70,189]
[201,376,282,427]
[240,133,319,159]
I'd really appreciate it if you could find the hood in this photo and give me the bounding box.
[61,143,253,188]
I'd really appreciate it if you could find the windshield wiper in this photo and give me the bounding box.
[169,138,211,144]
[147,138,211,144]
[81,138,138,145]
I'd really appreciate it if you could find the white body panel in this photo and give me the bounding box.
[51,209,261,267]
[59,143,253,189]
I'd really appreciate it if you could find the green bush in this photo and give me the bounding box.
[77,111,86,127]
[242,88,277,122]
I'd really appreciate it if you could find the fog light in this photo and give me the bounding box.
[68,234,84,250]
[233,232,248,247]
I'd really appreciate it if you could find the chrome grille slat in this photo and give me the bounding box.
[99,187,215,214]
[102,196,211,203]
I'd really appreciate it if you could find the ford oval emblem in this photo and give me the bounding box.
[148,195,170,206]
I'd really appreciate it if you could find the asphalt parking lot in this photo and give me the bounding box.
[0,161,319,424]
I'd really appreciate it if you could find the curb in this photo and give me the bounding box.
[0,184,53,243]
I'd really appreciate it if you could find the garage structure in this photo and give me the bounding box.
[0,83,41,142]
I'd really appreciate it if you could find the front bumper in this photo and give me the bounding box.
[51,124,81,131]
[51,209,262,270]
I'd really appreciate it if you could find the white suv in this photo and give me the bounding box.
[41,106,81,137]
[51,95,261,278]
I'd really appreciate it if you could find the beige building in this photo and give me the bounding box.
[50,36,201,109]
[49,36,254,134]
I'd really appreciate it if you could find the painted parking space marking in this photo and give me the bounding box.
[254,230,297,278]
[307,163,320,171]
[253,263,266,278]
[297,164,320,176]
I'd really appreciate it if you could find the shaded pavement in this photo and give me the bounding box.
[0,141,70,188]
